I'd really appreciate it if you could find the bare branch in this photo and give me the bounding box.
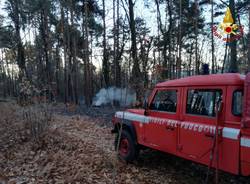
[121,0,130,23]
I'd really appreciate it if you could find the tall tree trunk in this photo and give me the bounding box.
[222,37,229,73]
[155,0,168,79]
[70,0,77,103]
[229,0,238,72]
[113,0,117,87]
[65,10,73,102]
[248,4,250,72]
[102,0,109,87]
[10,0,26,78]
[142,38,152,88]
[55,39,60,98]
[211,0,215,74]
[40,4,51,90]
[115,0,121,87]
[83,0,92,106]
[195,0,199,75]
[188,44,193,76]
[5,55,11,96]
[72,25,78,104]
[177,0,182,78]
[61,5,68,103]
[128,0,141,101]
[116,26,125,80]
[167,0,173,79]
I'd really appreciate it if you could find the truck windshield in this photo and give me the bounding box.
[232,90,243,116]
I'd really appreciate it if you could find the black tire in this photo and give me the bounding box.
[115,130,139,162]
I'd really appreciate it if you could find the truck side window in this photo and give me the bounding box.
[149,90,177,113]
[232,90,243,116]
[186,89,222,117]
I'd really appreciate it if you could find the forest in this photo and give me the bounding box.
[0,0,249,106]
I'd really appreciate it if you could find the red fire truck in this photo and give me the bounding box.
[112,73,250,176]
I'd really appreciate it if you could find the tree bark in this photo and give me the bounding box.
[102,0,109,87]
[167,0,173,79]
[55,38,60,98]
[40,7,51,86]
[115,0,121,87]
[9,0,26,78]
[128,0,141,101]
[70,0,77,104]
[61,5,68,103]
[248,4,250,72]
[229,0,238,73]
[177,0,182,78]
[211,0,215,74]
[195,0,199,75]
[83,0,92,106]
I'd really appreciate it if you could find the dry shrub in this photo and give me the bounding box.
[65,102,77,113]
[0,102,20,124]
[18,77,41,106]
[23,103,53,141]
[0,102,27,156]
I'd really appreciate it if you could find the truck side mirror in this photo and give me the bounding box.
[144,100,149,116]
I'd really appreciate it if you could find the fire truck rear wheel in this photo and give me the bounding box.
[115,130,139,162]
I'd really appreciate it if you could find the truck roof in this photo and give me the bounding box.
[156,73,245,87]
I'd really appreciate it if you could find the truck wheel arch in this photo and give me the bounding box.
[114,120,138,144]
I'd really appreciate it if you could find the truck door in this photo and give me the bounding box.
[179,87,225,164]
[241,73,250,176]
[243,72,250,128]
[144,88,180,154]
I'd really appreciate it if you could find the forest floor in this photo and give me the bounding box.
[0,102,250,184]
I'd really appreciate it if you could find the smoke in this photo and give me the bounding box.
[92,87,136,107]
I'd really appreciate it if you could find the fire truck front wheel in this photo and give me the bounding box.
[115,130,139,162]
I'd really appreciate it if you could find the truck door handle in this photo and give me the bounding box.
[166,126,175,131]
[204,133,214,138]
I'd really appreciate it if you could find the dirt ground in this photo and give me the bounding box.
[0,102,250,184]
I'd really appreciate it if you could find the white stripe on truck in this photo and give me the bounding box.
[115,111,149,123]
[222,127,240,140]
[241,137,250,147]
[115,111,242,142]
